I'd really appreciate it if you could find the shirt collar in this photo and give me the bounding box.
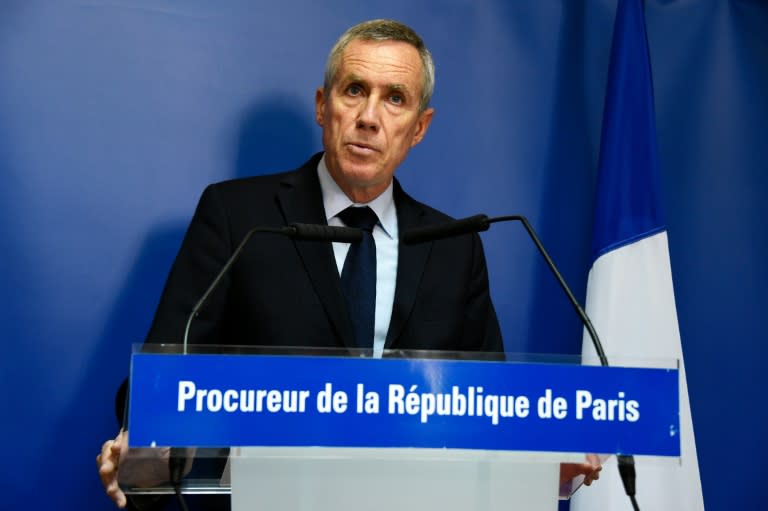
[317,154,397,239]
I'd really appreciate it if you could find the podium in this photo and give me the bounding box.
[119,344,680,510]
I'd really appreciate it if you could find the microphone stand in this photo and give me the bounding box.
[403,213,638,509]
[171,223,361,509]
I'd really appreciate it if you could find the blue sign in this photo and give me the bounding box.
[128,354,680,456]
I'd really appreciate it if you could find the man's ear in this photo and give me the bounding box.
[410,107,434,147]
[315,87,326,126]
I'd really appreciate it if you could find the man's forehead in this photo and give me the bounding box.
[337,39,423,83]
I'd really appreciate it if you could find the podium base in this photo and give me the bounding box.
[231,447,564,511]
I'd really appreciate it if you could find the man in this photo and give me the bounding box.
[98,19,503,508]
[97,19,599,508]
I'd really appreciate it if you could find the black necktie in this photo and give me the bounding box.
[338,206,378,348]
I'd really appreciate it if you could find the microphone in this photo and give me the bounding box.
[182,223,362,353]
[401,214,638,507]
[400,214,490,244]
[289,223,362,242]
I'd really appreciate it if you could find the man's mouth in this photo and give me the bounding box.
[346,142,379,155]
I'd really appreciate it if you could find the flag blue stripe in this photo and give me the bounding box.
[590,0,665,264]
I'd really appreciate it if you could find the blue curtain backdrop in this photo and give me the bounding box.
[0,1,764,509]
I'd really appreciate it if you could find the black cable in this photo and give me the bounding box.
[618,454,640,510]
[169,449,190,511]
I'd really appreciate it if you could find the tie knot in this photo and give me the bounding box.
[338,206,379,232]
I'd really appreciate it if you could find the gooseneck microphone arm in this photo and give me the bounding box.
[181,226,288,353]
[181,223,362,354]
[402,213,608,366]
[487,215,609,367]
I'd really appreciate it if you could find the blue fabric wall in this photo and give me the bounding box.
[0,1,764,509]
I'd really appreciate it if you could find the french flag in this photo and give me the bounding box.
[571,1,704,509]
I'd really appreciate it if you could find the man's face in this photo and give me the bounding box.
[316,39,434,203]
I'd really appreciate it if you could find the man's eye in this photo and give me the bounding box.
[390,94,403,105]
[347,84,363,96]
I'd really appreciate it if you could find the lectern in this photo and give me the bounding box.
[119,344,680,510]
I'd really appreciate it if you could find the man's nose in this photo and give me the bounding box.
[356,98,380,132]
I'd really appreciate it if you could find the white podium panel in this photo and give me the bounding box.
[231,447,570,511]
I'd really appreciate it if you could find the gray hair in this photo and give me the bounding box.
[323,19,435,113]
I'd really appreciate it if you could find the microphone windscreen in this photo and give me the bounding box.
[401,214,490,244]
[290,223,362,243]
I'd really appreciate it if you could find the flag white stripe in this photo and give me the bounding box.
[573,232,704,510]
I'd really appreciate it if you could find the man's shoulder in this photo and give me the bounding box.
[393,179,456,225]
[411,199,455,223]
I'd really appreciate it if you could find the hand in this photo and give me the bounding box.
[97,430,128,508]
[559,453,602,487]
[97,430,198,509]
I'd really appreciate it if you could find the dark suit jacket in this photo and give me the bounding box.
[146,153,501,352]
[146,153,502,353]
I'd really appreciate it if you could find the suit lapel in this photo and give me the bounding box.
[276,156,356,348]
[385,181,432,349]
